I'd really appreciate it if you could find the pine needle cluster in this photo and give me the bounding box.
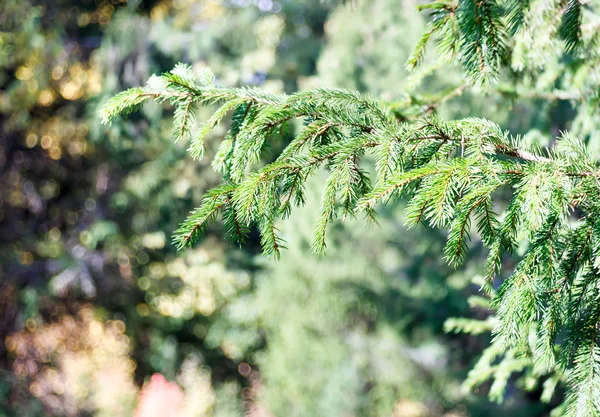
[100,1,600,413]
[407,0,589,84]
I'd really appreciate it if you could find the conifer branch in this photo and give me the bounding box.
[99,4,600,400]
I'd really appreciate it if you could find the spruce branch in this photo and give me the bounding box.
[101,60,600,407]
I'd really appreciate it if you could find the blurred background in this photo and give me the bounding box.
[0,1,578,416]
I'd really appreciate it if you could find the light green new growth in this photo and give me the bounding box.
[100,0,600,414]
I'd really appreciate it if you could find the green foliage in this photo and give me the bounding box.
[457,0,506,84]
[101,1,600,411]
[505,0,530,35]
[560,0,582,52]
[102,61,600,409]
[408,0,592,84]
[406,1,460,70]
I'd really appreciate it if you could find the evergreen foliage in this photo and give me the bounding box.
[101,1,600,414]
[407,0,589,84]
